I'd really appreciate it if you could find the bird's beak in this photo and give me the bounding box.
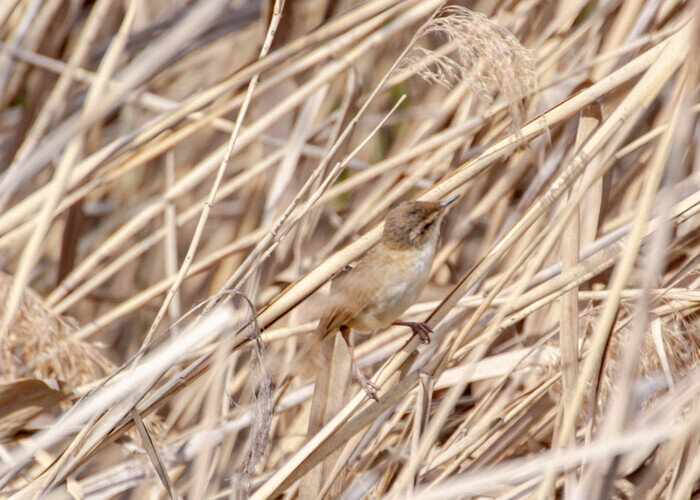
[439,195,460,208]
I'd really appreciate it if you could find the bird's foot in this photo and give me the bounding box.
[357,375,380,401]
[342,332,380,402]
[392,321,432,344]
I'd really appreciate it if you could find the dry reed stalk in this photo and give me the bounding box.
[554,15,692,460]
[0,0,698,498]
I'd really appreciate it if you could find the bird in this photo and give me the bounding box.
[313,195,459,401]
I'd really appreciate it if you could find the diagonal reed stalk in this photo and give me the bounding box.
[0,1,697,498]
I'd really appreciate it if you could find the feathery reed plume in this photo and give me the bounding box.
[0,272,112,385]
[403,6,537,127]
[543,305,700,422]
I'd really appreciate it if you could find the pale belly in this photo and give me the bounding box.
[347,251,432,332]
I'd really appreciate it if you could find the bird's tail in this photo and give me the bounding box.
[299,330,352,498]
[264,316,353,496]
[268,323,327,390]
[269,306,347,386]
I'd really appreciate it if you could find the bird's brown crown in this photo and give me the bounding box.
[382,200,445,250]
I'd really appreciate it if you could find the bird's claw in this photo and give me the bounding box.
[358,376,380,401]
[393,321,433,344]
[412,323,433,344]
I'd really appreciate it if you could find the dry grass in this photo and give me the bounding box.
[0,0,698,498]
[0,272,113,385]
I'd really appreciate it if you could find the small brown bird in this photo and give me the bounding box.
[315,195,459,400]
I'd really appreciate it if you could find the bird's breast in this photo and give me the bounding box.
[348,246,435,332]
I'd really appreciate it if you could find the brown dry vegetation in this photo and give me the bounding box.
[0,0,699,498]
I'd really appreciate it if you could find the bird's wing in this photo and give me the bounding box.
[317,247,386,338]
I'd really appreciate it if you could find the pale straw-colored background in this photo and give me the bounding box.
[0,0,698,498]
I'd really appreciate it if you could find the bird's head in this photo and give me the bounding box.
[382,196,459,250]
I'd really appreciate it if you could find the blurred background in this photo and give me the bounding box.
[0,0,698,498]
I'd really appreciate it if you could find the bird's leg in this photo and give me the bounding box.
[340,326,379,401]
[392,321,432,344]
